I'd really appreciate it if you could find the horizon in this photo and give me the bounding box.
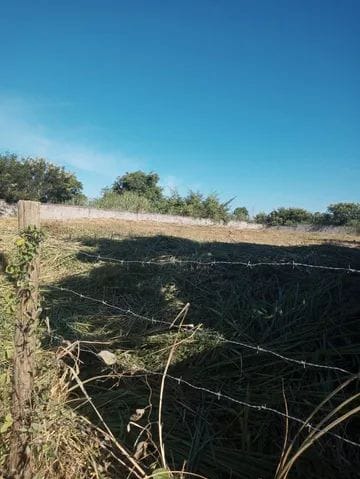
[1,0,359,214]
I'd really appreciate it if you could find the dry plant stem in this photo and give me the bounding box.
[275,381,289,478]
[145,471,209,479]
[276,375,357,474]
[68,365,147,479]
[300,391,360,447]
[158,303,191,471]
[278,404,360,479]
[80,415,131,471]
[275,378,360,479]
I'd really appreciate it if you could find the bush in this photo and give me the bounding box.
[233,207,249,222]
[254,212,268,224]
[265,207,313,226]
[92,190,153,213]
[201,194,231,222]
[176,191,230,222]
[0,153,83,204]
[311,212,332,225]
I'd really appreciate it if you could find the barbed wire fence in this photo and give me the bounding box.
[52,248,360,273]
[42,243,360,455]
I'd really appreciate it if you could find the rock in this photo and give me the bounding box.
[0,200,17,217]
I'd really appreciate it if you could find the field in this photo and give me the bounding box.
[1,218,360,479]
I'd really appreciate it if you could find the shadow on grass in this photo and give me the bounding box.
[44,234,360,479]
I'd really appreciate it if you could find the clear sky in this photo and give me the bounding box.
[0,0,359,213]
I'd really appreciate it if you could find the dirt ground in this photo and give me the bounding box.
[2,217,358,248]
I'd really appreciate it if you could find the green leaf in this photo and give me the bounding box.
[151,468,171,479]
[0,413,13,434]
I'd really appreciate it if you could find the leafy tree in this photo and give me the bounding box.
[326,203,360,225]
[112,171,163,202]
[233,207,249,221]
[0,153,83,203]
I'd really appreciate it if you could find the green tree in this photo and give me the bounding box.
[112,171,163,202]
[233,207,249,221]
[326,203,360,225]
[0,153,83,203]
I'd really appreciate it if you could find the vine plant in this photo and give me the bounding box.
[6,226,44,290]
[5,226,44,478]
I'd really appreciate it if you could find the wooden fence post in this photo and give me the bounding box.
[8,201,41,479]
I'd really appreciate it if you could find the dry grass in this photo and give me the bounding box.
[45,218,360,246]
[1,217,359,479]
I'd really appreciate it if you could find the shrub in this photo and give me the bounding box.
[93,190,153,213]
[265,207,313,226]
[254,212,268,224]
[233,207,249,222]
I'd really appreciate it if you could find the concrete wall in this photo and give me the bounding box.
[2,201,354,234]
[40,203,263,229]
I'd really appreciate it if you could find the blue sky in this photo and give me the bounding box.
[0,0,359,214]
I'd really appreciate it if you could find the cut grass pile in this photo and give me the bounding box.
[1,218,360,478]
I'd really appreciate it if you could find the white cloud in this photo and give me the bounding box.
[0,95,142,190]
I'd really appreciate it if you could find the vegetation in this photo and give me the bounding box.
[97,171,234,222]
[0,153,83,204]
[93,189,154,213]
[233,206,249,221]
[0,155,358,228]
[1,218,359,478]
[255,207,313,226]
[255,203,360,229]
[101,172,360,228]
[112,171,163,202]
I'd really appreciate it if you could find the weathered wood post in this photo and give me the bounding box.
[8,201,41,479]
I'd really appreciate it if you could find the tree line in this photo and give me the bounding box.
[1,153,359,228]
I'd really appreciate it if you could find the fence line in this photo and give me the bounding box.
[75,251,360,273]
[43,284,357,376]
[137,369,360,448]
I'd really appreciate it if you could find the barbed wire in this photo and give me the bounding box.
[43,284,195,331]
[139,368,360,448]
[216,338,356,375]
[43,284,357,376]
[75,251,360,273]
[44,284,360,449]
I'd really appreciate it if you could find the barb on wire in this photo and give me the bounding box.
[75,251,360,274]
[141,368,360,448]
[43,284,195,330]
[217,338,356,376]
